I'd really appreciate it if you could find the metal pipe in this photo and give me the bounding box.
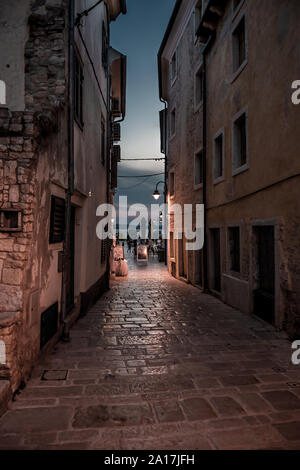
[61,0,75,340]
[160,97,168,266]
[202,35,214,293]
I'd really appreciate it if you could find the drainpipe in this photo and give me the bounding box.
[160,97,168,266]
[202,35,214,293]
[61,0,75,340]
[105,4,111,291]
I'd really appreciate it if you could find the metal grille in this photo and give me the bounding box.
[40,303,59,349]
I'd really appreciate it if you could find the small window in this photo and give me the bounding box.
[101,120,106,166]
[0,80,6,105]
[170,108,176,137]
[0,210,22,232]
[169,171,175,198]
[195,151,204,187]
[228,226,241,273]
[233,110,248,172]
[214,132,224,181]
[194,1,203,35]
[232,16,246,73]
[74,51,84,127]
[195,66,203,108]
[170,51,177,84]
[49,196,65,244]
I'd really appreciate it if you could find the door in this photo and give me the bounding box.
[254,226,275,325]
[179,234,188,279]
[66,206,75,313]
[211,228,221,292]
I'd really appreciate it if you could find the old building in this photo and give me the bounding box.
[0,0,127,403]
[159,0,300,337]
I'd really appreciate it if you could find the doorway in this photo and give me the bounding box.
[210,228,221,292]
[178,234,188,279]
[253,225,275,325]
[66,206,75,313]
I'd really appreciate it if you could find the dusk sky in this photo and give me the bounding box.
[111,0,176,208]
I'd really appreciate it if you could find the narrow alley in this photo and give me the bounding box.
[0,255,299,450]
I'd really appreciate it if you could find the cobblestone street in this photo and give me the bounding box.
[0,255,300,450]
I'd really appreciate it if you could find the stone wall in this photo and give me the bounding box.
[0,0,69,392]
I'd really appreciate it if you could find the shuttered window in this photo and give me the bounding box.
[49,196,66,244]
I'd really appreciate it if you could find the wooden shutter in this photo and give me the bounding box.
[49,196,66,244]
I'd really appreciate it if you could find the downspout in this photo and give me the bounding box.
[202,35,214,293]
[160,97,168,267]
[105,3,111,291]
[61,0,75,340]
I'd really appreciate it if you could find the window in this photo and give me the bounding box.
[228,227,241,273]
[195,66,203,108]
[194,1,203,35]
[101,239,108,264]
[195,151,204,187]
[170,108,176,137]
[169,171,175,198]
[233,109,248,172]
[0,80,6,105]
[49,196,65,244]
[214,131,224,182]
[170,50,177,84]
[102,22,108,72]
[232,16,246,74]
[74,51,84,127]
[0,210,22,232]
[101,120,106,166]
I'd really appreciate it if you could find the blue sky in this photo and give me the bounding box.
[111,0,176,207]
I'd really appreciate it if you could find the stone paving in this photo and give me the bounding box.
[0,254,300,450]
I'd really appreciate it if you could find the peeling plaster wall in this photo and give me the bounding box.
[0,0,69,391]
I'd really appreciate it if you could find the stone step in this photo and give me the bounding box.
[0,380,11,418]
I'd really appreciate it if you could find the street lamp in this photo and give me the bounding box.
[152,181,165,200]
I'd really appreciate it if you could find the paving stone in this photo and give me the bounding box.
[153,400,185,423]
[181,398,217,421]
[262,391,300,411]
[0,255,297,449]
[0,407,73,433]
[275,422,300,441]
[73,404,154,428]
[210,397,246,417]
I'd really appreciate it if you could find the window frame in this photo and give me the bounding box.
[232,106,249,176]
[194,64,204,111]
[213,128,225,184]
[169,107,176,139]
[231,10,248,83]
[194,0,203,39]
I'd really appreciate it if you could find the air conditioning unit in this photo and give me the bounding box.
[111,98,120,116]
[112,145,121,162]
[112,122,121,142]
